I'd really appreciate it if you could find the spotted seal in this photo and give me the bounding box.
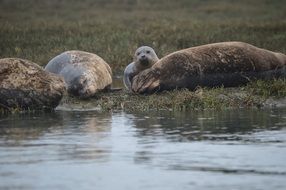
[123,46,159,91]
[0,58,65,110]
[45,50,112,98]
[132,42,286,94]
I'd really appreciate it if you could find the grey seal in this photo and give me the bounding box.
[123,46,159,91]
[45,50,112,98]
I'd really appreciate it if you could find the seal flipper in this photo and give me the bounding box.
[132,68,161,94]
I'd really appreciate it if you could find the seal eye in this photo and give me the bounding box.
[137,52,140,56]
[146,50,150,54]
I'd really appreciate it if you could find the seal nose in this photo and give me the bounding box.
[141,55,146,59]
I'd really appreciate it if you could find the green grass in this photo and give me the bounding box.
[0,0,285,71]
[58,79,286,111]
[246,79,286,98]
[0,0,286,111]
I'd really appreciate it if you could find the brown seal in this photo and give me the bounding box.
[0,58,66,110]
[45,50,112,98]
[132,42,286,94]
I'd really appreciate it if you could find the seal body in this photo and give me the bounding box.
[0,58,66,110]
[45,50,112,98]
[123,46,159,91]
[132,42,286,94]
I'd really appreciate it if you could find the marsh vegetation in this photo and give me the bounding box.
[0,0,285,111]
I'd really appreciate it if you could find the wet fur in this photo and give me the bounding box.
[123,46,159,91]
[45,50,112,98]
[0,58,66,109]
[132,42,286,94]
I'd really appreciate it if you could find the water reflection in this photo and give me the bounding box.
[128,109,286,142]
[55,111,113,162]
[0,108,286,190]
[0,112,64,142]
[0,111,113,164]
[123,109,286,178]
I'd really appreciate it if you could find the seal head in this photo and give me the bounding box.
[134,46,159,68]
[123,46,159,91]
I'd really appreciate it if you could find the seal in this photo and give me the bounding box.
[132,42,286,94]
[123,46,159,91]
[45,50,113,98]
[0,58,66,110]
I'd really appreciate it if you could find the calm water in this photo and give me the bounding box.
[0,108,286,190]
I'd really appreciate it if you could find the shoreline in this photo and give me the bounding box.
[57,79,286,112]
[1,80,285,114]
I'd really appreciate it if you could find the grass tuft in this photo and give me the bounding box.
[246,79,286,98]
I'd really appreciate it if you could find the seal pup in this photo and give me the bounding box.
[45,50,113,98]
[123,46,159,91]
[132,41,286,94]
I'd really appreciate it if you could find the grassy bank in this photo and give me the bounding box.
[0,0,285,71]
[57,79,286,112]
[0,0,285,112]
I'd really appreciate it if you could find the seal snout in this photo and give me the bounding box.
[139,57,150,66]
[140,54,147,61]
